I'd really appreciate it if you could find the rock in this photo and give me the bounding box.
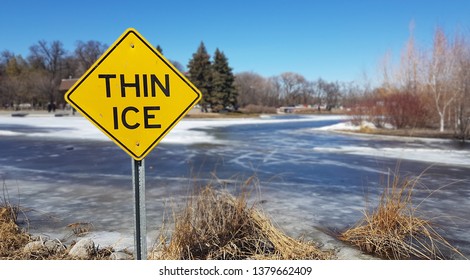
[30,236,42,242]
[23,239,67,257]
[23,241,45,255]
[110,251,133,260]
[44,239,66,255]
[68,238,96,259]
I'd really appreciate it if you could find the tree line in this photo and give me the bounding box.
[0,40,108,109]
[0,39,240,112]
[350,24,470,140]
[0,38,349,114]
[234,72,348,113]
[186,42,348,113]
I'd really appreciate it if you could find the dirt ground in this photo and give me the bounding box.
[354,127,459,140]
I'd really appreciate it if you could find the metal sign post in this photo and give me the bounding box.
[132,159,147,260]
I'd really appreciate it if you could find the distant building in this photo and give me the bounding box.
[59,78,79,111]
[59,78,79,95]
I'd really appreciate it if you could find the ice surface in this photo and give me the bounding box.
[312,120,470,167]
[2,114,469,258]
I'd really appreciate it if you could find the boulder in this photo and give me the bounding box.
[68,238,96,259]
[23,239,67,258]
[23,241,45,255]
[44,239,66,255]
[110,251,133,260]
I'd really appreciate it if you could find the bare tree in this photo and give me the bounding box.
[28,40,67,104]
[324,81,342,110]
[426,27,457,132]
[0,53,31,108]
[74,40,107,75]
[29,40,66,77]
[278,72,307,105]
[234,72,265,107]
[452,33,470,140]
[303,81,317,107]
[266,76,282,106]
[397,21,423,94]
[376,22,434,129]
[378,50,393,91]
[313,78,326,109]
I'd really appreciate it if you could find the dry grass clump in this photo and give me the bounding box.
[340,169,464,260]
[0,203,30,259]
[67,222,94,236]
[151,180,333,260]
[1,182,30,259]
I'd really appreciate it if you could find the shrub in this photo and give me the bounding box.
[339,169,464,259]
[383,91,432,129]
[151,179,333,260]
[241,104,277,114]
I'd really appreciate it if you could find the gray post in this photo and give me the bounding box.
[132,159,147,260]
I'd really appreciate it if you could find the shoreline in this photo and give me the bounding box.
[346,128,459,141]
[313,118,466,142]
[1,110,466,146]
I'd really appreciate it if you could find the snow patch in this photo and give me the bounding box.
[0,130,23,136]
[314,120,379,131]
[313,146,470,167]
[0,114,345,145]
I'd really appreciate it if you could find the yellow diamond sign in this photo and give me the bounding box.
[65,28,202,160]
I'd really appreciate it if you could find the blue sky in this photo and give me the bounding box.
[1,0,470,84]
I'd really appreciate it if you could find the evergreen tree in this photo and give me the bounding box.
[211,48,238,112]
[187,42,212,112]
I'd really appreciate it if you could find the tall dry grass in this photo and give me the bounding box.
[0,206,31,259]
[340,168,465,259]
[0,182,30,259]
[151,178,333,260]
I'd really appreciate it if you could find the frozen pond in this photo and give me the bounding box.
[1,113,469,259]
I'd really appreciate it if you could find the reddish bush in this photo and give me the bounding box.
[348,90,435,130]
[384,91,431,129]
[348,97,386,128]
